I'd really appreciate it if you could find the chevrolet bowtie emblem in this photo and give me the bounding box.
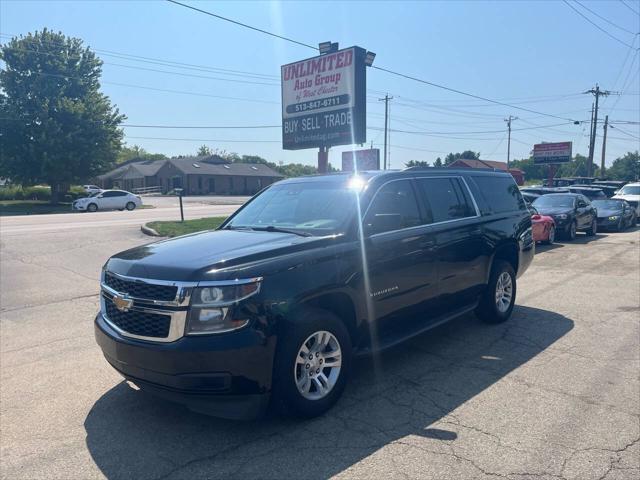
[113,293,133,312]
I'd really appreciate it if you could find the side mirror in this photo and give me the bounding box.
[531,214,541,220]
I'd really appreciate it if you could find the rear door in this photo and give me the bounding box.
[363,179,438,330]
[415,176,485,312]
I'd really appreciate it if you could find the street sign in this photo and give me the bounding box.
[533,142,572,164]
[342,149,380,171]
[281,46,367,150]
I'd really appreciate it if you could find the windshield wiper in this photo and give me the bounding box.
[250,226,312,237]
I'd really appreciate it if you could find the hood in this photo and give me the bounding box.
[534,206,573,216]
[596,207,623,217]
[105,229,333,281]
[613,194,640,201]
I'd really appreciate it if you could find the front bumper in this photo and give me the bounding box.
[596,217,620,229]
[94,313,275,419]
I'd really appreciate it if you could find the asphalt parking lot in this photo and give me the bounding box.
[1,213,638,479]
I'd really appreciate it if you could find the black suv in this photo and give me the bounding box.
[532,193,598,240]
[95,169,534,419]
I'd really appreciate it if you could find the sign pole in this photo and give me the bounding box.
[318,146,328,174]
[547,164,557,188]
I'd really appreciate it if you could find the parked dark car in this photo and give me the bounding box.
[592,199,637,231]
[568,186,607,200]
[95,169,534,420]
[532,193,598,240]
[520,186,570,196]
[587,184,619,198]
[521,192,541,205]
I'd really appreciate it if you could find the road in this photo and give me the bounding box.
[0,196,244,236]
[1,213,638,479]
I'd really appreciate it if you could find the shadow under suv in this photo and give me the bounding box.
[95,168,534,419]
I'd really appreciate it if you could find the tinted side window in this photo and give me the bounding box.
[113,191,128,197]
[101,191,116,197]
[472,176,526,213]
[416,177,475,223]
[364,180,421,235]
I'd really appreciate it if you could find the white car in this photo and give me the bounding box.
[612,182,640,222]
[83,185,103,195]
[73,190,142,212]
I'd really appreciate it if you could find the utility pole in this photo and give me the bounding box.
[504,116,518,168]
[600,115,609,178]
[588,103,595,161]
[584,85,612,177]
[379,94,393,169]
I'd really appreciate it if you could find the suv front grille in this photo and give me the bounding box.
[104,272,178,302]
[104,297,171,338]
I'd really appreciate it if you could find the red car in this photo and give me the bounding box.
[530,207,556,244]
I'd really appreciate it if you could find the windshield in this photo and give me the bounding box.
[592,200,624,209]
[225,181,358,236]
[533,195,574,208]
[618,185,640,195]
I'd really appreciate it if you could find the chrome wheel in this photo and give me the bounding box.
[495,272,513,313]
[294,330,342,401]
[548,226,555,244]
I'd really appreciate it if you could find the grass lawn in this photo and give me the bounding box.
[146,216,227,237]
[0,200,74,216]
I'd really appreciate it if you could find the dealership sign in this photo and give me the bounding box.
[281,46,367,150]
[342,149,380,171]
[533,142,573,164]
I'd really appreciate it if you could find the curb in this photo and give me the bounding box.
[140,224,162,237]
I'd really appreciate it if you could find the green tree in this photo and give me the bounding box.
[433,157,443,167]
[0,30,125,202]
[197,145,212,157]
[557,154,599,178]
[405,160,430,168]
[444,150,480,165]
[510,157,545,181]
[606,151,639,181]
[116,144,166,164]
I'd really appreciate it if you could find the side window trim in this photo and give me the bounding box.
[363,175,481,238]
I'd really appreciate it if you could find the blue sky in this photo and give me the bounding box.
[2,0,639,168]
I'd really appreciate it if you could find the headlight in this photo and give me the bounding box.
[608,216,619,220]
[186,279,261,335]
[555,214,568,220]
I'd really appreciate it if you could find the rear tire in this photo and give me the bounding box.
[125,202,136,211]
[87,203,98,212]
[476,260,516,324]
[586,218,597,236]
[272,308,352,418]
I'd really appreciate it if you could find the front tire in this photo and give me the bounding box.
[476,260,516,324]
[272,308,352,418]
[544,226,555,245]
[586,218,597,236]
[87,203,98,212]
[565,221,577,241]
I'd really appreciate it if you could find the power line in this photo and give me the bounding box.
[562,0,639,49]
[573,1,639,35]
[620,0,640,16]
[127,135,280,143]
[0,32,280,80]
[610,124,640,139]
[166,0,318,51]
[165,0,582,122]
[372,65,580,121]
[122,124,280,129]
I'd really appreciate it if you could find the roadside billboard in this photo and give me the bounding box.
[281,46,367,150]
[533,142,572,164]
[342,149,380,171]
